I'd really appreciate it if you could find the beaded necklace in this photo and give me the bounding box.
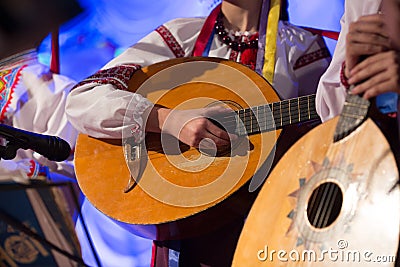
[214,13,259,52]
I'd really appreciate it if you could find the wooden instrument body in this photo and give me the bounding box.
[233,116,400,266]
[75,57,286,240]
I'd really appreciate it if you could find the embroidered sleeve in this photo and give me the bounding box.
[72,64,141,91]
[155,25,185,58]
[66,63,155,141]
[0,65,26,122]
[293,47,331,70]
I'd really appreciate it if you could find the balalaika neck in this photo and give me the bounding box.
[333,94,370,142]
[234,94,319,136]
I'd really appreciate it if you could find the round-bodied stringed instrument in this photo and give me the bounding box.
[74,57,320,241]
[233,94,400,266]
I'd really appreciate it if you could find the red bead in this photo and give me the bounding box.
[215,24,224,31]
[231,42,238,50]
[222,35,231,45]
[249,40,258,48]
[214,13,259,52]
[217,30,226,36]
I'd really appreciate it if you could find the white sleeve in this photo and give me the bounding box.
[315,14,347,122]
[65,30,167,140]
[1,63,79,181]
[273,22,332,100]
[316,0,381,122]
[66,18,204,140]
[66,82,153,140]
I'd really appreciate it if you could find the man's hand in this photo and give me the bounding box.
[345,14,390,78]
[345,13,400,99]
[349,50,400,98]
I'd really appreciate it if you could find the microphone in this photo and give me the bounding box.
[0,124,71,162]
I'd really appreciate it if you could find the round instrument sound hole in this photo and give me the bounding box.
[306,182,343,229]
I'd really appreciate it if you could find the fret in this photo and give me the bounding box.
[255,105,263,132]
[235,107,259,135]
[245,107,253,134]
[246,108,252,134]
[272,102,280,129]
[250,107,257,133]
[258,105,264,132]
[257,106,262,132]
[253,107,261,133]
[298,95,315,122]
[340,113,366,120]
[243,108,248,135]
[280,99,291,127]
[230,94,318,136]
[254,107,258,132]
[281,98,302,127]
[308,96,318,120]
[334,94,370,142]
[262,104,274,131]
[299,99,310,122]
[243,108,247,134]
[298,97,301,122]
[271,103,275,129]
[271,101,274,128]
[237,109,245,136]
[289,98,300,125]
[255,106,265,133]
[250,107,253,133]
[343,101,369,109]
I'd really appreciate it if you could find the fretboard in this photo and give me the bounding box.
[333,94,370,142]
[234,94,319,136]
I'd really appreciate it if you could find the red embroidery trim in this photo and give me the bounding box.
[72,64,141,91]
[155,25,185,58]
[27,160,37,178]
[0,65,26,122]
[293,48,331,70]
